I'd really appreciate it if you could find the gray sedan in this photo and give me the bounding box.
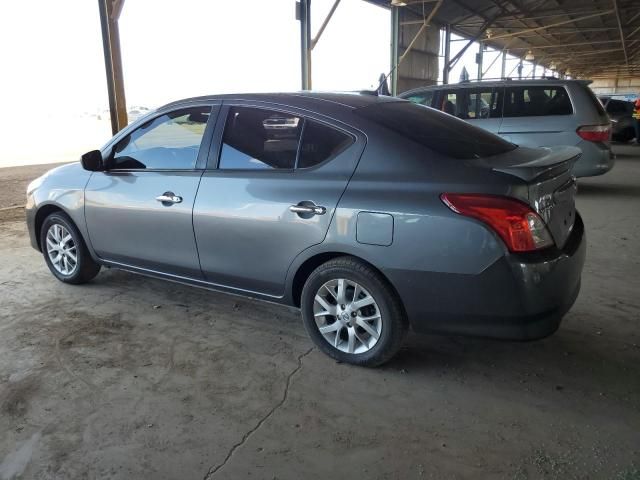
[26,93,586,366]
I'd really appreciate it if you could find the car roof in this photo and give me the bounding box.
[161,91,401,111]
[400,78,591,96]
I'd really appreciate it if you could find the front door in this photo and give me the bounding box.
[85,105,216,278]
[193,103,364,297]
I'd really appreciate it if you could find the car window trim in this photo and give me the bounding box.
[103,103,220,173]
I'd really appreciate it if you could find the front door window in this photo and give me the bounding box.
[111,107,211,170]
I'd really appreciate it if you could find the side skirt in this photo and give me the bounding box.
[99,259,296,310]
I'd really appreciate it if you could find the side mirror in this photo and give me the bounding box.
[81,150,104,171]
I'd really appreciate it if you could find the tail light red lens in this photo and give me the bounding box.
[441,193,554,253]
[576,124,610,142]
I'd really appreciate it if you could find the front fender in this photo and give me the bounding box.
[26,163,96,259]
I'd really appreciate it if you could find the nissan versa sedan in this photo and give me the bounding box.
[26,92,586,366]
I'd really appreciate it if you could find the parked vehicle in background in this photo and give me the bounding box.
[400,78,614,177]
[26,93,586,367]
[598,96,636,142]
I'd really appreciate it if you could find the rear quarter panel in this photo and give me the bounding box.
[284,121,522,305]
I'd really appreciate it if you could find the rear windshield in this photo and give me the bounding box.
[355,101,516,159]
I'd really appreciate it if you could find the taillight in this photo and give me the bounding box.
[441,193,554,253]
[576,124,610,142]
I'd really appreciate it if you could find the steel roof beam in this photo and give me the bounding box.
[488,9,615,40]
[311,0,341,50]
[397,0,443,67]
[613,0,629,66]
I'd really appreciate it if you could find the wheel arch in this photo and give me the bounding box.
[290,251,405,316]
[34,204,67,251]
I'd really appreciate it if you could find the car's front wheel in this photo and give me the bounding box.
[40,212,101,284]
[301,257,407,367]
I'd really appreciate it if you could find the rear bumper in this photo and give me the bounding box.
[388,213,586,340]
[573,141,614,177]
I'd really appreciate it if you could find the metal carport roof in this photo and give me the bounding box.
[369,0,640,79]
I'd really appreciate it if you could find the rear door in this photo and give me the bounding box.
[192,102,365,296]
[499,85,574,147]
[85,104,217,277]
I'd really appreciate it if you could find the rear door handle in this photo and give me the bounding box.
[156,192,183,205]
[290,203,326,216]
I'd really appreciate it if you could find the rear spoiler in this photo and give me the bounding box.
[476,146,582,182]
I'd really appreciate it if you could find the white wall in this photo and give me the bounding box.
[589,77,640,98]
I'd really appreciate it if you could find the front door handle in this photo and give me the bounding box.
[156,192,183,205]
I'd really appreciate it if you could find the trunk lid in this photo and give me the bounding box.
[476,145,581,249]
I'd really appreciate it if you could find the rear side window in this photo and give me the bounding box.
[298,121,353,168]
[503,86,573,117]
[219,107,302,170]
[355,101,516,159]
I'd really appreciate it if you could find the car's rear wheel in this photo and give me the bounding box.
[41,212,100,284]
[301,257,407,367]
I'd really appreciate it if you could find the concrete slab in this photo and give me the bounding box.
[0,146,639,479]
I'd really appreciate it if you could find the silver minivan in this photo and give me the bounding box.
[400,79,614,177]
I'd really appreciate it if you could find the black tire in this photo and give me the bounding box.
[301,256,407,367]
[40,212,101,284]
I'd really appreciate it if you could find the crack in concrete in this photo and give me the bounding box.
[202,347,314,479]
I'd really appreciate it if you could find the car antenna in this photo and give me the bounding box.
[359,71,394,96]
[375,66,396,96]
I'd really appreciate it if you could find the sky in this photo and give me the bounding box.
[0,0,543,166]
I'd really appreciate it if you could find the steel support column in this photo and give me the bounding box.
[443,24,451,84]
[390,6,400,95]
[476,41,484,80]
[98,0,127,135]
[518,59,523,79]
[297,0,312,90]
[501,50,507,78]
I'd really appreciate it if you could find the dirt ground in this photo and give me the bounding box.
[0,147,639,479]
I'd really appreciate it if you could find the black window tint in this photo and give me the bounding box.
[355,101,516,159]
[503,86,572,117]
[219,107,302,170]
[439,88,500,119]
[298,121,353,168]
[111,107,210,170]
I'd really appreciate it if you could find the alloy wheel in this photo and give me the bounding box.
[46,224,77,276]
[313,278,383,354]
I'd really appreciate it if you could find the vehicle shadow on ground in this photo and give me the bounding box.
[93,269,639,408]
[387,328,638,394]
